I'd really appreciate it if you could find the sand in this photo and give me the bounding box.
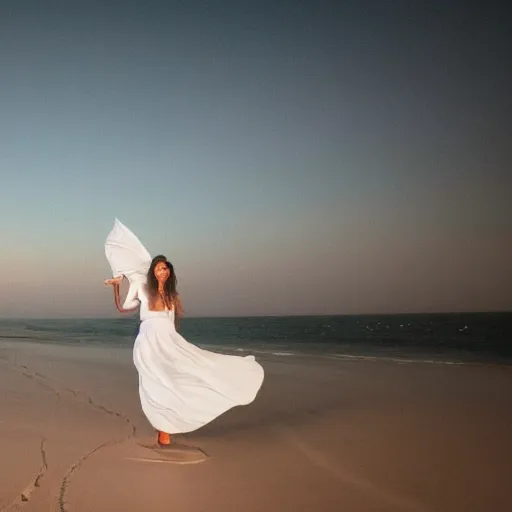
[0,340,511,512]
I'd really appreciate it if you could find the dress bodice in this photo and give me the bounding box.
[137,284,175,323]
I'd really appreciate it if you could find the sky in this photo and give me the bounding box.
[0,1,511,318]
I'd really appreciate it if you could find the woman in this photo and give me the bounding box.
[104,219,264,447]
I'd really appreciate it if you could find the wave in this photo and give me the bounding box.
[224,345,512,367]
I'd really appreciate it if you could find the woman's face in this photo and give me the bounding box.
[154,261,171,283]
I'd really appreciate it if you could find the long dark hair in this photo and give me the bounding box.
[146,255,178,309]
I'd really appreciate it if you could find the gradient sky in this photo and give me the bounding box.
[1,1,511,318]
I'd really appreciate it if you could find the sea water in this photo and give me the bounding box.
[1,312,511,365]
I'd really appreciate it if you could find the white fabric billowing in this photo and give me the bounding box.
[133,286,264,433]
[105,218,152,309]
[104,219,265,434]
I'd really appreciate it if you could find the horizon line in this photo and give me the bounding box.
[1,309,511,321]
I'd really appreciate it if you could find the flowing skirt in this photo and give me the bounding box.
[133,317,265,433]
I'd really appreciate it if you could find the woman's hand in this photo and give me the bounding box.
[104,276,123,286]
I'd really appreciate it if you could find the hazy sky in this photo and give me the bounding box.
[1,1,510,318]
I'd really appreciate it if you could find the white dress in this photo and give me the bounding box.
[105,219,265,434]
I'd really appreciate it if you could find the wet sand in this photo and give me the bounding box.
[1,340,511,511]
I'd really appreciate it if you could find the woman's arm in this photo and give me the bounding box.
[105,277,139,314]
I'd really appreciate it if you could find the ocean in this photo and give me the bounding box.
[1,312,511,365]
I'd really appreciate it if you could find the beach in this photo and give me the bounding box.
[1,339,511,512]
